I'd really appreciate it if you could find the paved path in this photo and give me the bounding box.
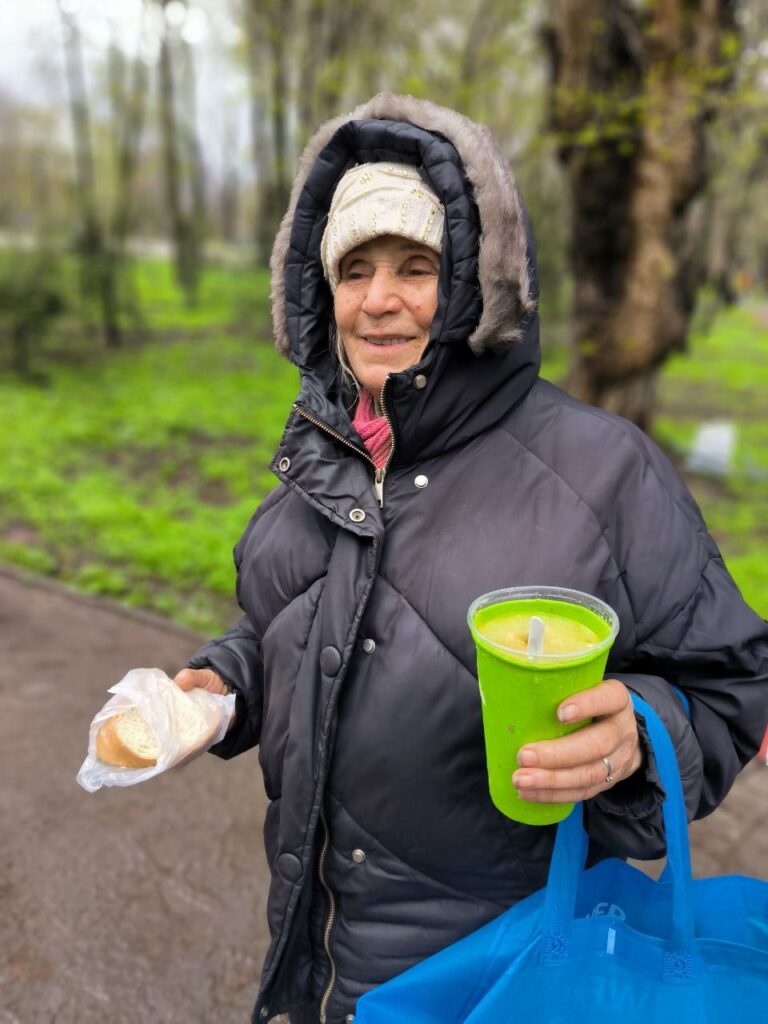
[1,568,765,1023]
[0,569,270,1024]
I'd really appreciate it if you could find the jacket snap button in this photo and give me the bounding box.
[277,852,302,881]
[362,638,376,654]
[345,1016,356,1023]
[352,849,366,864]
[349,508,366,523]
[259,1008,269,1020]
[414,374,427,389]
[278,457,290,472]
[414,474,428,488]
[320,645,342,676]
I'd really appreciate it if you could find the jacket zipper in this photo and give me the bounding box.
[294,399,394,509]
[373,467,385,506]
[294,403,372,465]
[295,392,395,1018]
[318,809,336,1024]
[371,376,396,509]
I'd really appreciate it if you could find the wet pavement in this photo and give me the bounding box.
[1,567,765,1023]
[1,568,270,1024]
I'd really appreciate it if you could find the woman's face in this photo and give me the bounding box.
[334,235,439,400]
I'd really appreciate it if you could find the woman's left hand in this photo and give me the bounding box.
[511,679,643,803]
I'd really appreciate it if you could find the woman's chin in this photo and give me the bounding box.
[350,344,426,395]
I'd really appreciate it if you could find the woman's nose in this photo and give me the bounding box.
[361,269,402,315]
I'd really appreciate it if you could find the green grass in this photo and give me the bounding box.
[130,258,272,333]
[1,258,767,629]
[0,249,272,368]
[0,256,298,632]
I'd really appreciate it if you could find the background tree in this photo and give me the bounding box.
[546,0,741,430]
[694,3,768,312]
[107,14,150,265]
[242,0,388,256]
[157,0,204,306]
[57,0,122,347]
[3,0,764,388]
[243,0,292,259]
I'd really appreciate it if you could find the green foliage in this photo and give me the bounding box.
[0,261,297,632]
[0,367,288,606]
[0,251,67,375]
[0,250,272,372]
[539,339,568,382]
[130,258,272,333]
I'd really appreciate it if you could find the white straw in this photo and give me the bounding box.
[527,616,545,657]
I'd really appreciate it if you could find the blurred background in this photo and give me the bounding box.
[1,0,767,631]
[2,4,767,1021]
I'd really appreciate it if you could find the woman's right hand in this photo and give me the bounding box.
[174,668,237,732]
[174,667,230,695]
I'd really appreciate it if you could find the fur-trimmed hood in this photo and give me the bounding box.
[268,92,542,469]
[270,92,537,360]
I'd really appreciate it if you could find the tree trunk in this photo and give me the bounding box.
[181,40,207,287]
[268,0,294,217]
[312,0,364,123]
[244,0,266,259]
[109,33,149,253]
[297,0,326,144]
[158,1,199,306]
[547,0,738,432]
[244,0,385,262]
[11,325,31,377]
[245,0,284,262]
[107,28,150,328]
[219,121,241,243]
[57,1,121,347]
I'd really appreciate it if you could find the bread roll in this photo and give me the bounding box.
[96,709,160,768]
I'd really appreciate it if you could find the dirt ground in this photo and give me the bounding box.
[1,566,765,1024]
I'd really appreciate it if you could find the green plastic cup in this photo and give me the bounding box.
[467,586,619,826]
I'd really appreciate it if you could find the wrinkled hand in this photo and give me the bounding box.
[511,679,642,804]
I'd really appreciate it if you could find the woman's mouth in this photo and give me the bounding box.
[362,336,414,347]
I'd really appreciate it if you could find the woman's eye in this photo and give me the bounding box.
[341,264,370,280]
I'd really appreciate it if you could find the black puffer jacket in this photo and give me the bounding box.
[189,94,768,1024]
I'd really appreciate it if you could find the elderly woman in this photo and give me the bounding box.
[174,94,768,1024]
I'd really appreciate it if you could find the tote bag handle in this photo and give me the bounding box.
[542,695,695,959]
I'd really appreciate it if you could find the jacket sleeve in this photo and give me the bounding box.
[187,616,264,759]
[184,485,290,759]
[583,426,768,859]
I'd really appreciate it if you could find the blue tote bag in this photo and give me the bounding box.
[356,696,768,1023]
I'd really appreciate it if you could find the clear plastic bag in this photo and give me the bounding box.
[77,667,236,792]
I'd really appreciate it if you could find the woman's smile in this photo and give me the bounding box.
[362,335,415,346]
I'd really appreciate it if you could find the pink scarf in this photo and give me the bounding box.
[352,390,392,470]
